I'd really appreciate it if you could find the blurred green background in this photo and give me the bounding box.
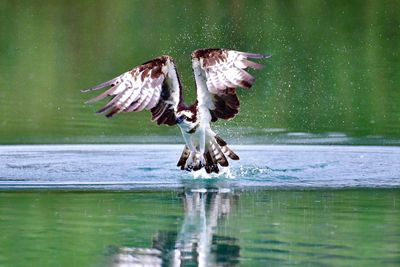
[0,0,399,144]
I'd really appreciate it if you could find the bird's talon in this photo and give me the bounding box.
[186,165,194,171]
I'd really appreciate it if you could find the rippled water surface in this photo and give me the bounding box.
[0,145,399,189]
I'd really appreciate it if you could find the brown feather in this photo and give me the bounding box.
[83,55,183,126]
[151,101,166,120]
[177,146,190,169]
[141,68,150,81]
[222,146,240,160]
[239,80,252,89]
[215,135,240,160]
[192,48,269,122]
[106,106,122,118]
[204,150,219,173]
[215,135,227,146]
[211,92,240,121]
[154,105,176,126]
[210,139,228,167]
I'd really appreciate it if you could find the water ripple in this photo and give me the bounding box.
[0,145,399,189]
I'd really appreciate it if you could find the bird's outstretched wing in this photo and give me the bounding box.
[191,48,270,121]
[81,56,183,125]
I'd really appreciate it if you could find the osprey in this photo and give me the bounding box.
[82,49,270,173]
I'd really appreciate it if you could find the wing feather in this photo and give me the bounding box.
[84,85,118,104]
[136,89,153,111]
[96,93,124,114]
[125,88,144,112]
[82,56,183,125]
[218,69,237,88]
[147,85,161,109]
[81,76,121,93]
[191,48,270,122]
[240,59,265,69]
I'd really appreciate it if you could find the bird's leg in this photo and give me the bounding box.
[198,126,206,168]
[181,132,197,171]
[185,150,198,171]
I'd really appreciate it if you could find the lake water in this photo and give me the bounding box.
[0,189,399,267]
[0,145,399,266]
[0,144,399,189]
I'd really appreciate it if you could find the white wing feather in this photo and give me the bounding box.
[82,56,182,125]
[191,48,270,121]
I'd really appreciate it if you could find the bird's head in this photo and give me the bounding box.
[175,109,199,133]
[175,110,194,125]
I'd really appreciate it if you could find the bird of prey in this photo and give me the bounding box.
[82,48,270,173]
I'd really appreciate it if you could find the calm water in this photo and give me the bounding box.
[0,189,399,266]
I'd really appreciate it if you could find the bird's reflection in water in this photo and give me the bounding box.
[111,188,240,266]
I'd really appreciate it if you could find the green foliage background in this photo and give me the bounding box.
[0,0,399,144]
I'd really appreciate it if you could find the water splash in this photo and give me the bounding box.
[191,167,236,179]
[234,165,272,177]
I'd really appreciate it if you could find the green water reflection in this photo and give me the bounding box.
[1,0,399,144]
[0,189,399,266]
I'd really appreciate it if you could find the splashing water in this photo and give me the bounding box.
[0,144,399,189]
[191,167,236,179]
